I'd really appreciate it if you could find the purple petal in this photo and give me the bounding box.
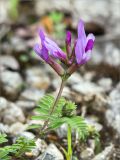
[85,39,94,52]
[78,19,86,47]
[34,43,49,62]
[39,29,45,42]
[66,31,71,45]
[75,38,84,64]
[33,43,41,56]
[85,33,95,52]
[45,37,66,59]
[82,50,92,64]
[41,45,49,62]
[38,29,66,60]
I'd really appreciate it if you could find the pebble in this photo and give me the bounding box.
[32,138,47,157]
[98,78,112,92]
[36,143,64,160]
[93,144,114,160]
[9,122,27,135]
[52,78,61,90]
[92,43,120,66]
[80,147,94,160]
[25,67,50,90]
[19,131,35,139]
[72,81,104,95]
[2,102,25,125]
[105,83,120,135]
[104,43,120,66]
[16,100,35,111]
[68,73,83,85]
[0,97,25,125]
[0,55,20,70]
[19,88,45,102]
[61,86,71,99]
[0,97,8,111]
[56,124,67,138]
[0,70,23,100]
[0,123,9,133]
[10,36,27,52]
[84,72,95,81]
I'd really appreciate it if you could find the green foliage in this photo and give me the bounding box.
[49,11,66,39]
[19,54,29,62]
[32,94,65,121]
[12,137,35,158]
[9,0,19,20]
[31,94,88,140]
[0,133,8,144]
[49,11,63,24]
[62,101,76,117]
[87,126,101,153]
[0,135,35,160]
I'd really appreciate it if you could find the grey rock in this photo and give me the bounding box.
[104,43,120,66]
[10,36,27,52]
[84,72,95,81]
[0,70,23,100]
[25,67,50,90]
[52,78,61,90]
[72,1,109,24]
[9,122,27,135]
[32,138,47,157]
[20,88,44,102]
[0,55,19,70]
[92,43,120,66]
[28,120,44,128]
[105,83,120,135]
[68,73,83,85]
[56,124,67,138]
[72,81,104,95]
[91,45,104,65]
[2,102,25,125]
[98,78,112,92]
[0,97,8,111]
[20,131,35,139]
[16,100,35,111]
[0,123,9,133]
[35,0,70,16]
[93,144,114,160]
[61,87,71,99]
[36,144,64,160]
[80,147,94,160]
[0,97,25,125]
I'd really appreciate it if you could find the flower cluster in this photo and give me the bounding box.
[34,19,95,78]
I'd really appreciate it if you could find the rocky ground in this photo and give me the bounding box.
[0,0,120,160]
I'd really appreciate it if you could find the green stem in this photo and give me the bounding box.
[49,79,66,115]
[67,124,72,160]
[41,79,66,131]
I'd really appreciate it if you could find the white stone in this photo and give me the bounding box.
[37,144,64,160]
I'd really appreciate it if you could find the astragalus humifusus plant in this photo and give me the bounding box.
[32,19,98,160]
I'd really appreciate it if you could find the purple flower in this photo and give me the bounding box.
[65,31,72,57]
[33,43,50,63]
[39,30,66,60]
[33,30,65,76]
[66,31,71,46]
[75,20,95,65]
[33,19,95,77]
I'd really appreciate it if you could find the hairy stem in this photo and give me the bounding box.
[67,124,72,160]
[41,79,66,131]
